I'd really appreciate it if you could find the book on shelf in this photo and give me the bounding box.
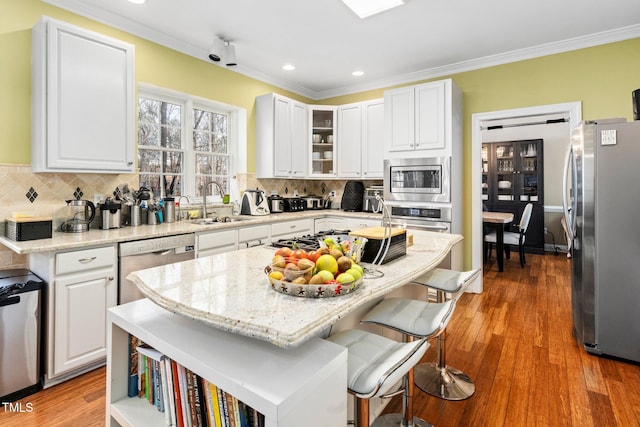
[130,338,265,427]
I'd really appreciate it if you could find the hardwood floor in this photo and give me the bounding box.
[2,252,639,426]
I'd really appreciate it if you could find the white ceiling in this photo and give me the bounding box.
[44,0,640,100]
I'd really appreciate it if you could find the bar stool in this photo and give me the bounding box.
[326,329,430,427]
[411,268,481,400]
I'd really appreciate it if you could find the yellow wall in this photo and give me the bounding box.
[3,0,640,267]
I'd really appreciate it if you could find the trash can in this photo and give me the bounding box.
[0,269,45,402]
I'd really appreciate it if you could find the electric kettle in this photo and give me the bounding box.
[60,199,96,232]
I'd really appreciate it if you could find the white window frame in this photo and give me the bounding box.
[137,82,246,203]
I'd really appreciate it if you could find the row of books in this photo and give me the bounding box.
[128,334,264,427]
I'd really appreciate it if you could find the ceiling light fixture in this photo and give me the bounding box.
[352,70,365,76]
[208,37,237,67]
[208,38,225,62]
[127,0,147,4]
[223,41,237,67]
[282,64,295,71]
[341,0,404,18]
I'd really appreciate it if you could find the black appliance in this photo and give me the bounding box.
[0,269,45,402]
[283,197,305,212]
[341,181,364,211]
[633,88,640,120]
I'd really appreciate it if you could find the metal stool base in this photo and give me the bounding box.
[414,362,475,401]
[372,413,433,427]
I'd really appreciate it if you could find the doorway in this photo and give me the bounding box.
[469,102,582,293]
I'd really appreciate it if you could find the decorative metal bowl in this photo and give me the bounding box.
[264,263,363,298]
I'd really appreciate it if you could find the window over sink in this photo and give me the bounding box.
[137,84,244,201]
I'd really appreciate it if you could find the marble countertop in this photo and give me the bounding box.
[127,229,462,348]
[0,210,383,254]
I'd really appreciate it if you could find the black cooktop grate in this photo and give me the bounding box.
[271,229,352,251]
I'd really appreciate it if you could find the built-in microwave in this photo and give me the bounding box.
[383,157,451,203]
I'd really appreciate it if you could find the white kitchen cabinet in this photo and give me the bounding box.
[238,224,271,249]
[107,299,347,427]
[361,99,385,178]
[309,106,337,178]
[337,99,384,179]
[315,216,381,233]
[384,79,461,159]
[31,16,135,173]
[29,244,118,385]
[336,103,362,178]
[196,228,238,258]
[271,218,313,240]
[256,93,307,178]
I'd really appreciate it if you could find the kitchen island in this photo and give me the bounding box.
[108,230,462,426]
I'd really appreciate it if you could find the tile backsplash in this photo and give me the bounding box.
[0,165,381,269]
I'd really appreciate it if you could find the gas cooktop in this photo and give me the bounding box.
[271,229,352,252]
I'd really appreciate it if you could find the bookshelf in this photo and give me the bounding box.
[106,298,347,427]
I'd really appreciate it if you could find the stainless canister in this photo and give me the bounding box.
[164,198,175,223]
[147,209,158,225]
[130,205,141,227]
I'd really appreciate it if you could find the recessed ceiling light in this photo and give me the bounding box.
[341,0,404,19]
[128,0,147,4]
[282,64,295,71]
[352,71,365,77]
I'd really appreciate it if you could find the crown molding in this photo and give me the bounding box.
[314,24,640,100]
[42,1,640,101]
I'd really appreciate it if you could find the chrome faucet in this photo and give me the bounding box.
[202,181,225,219]
[177,195,190,221]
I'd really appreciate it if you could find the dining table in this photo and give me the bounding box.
[483,211,514,272]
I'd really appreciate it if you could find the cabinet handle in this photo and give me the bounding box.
[127,161,133,166]
[107,276,114,281]
[78,256,97,263]
[290,225,297,229]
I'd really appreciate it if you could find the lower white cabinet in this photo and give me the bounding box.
[29,244,117,385]
[238,224,271,249]
[271,218,313,240]
[196,228,238,258]
[107,299,347,427]
[315,216,381,233]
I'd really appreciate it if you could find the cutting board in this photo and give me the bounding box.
[349,226,406,239]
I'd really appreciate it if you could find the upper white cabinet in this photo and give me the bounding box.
[336,103,361,178]
[309,106,337,178]
[256,93,308,178]
[384,79,461,159]
[31,16,135,173]
[337,99,384,179]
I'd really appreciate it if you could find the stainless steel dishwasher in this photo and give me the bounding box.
[118,234,195,304]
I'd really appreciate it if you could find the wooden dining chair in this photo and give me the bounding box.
[485,203,533,268]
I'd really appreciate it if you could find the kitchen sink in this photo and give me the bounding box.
[190,216,252,225]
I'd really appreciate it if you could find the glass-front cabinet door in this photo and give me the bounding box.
[309,106,337,177]
[483,139,543,205]
[495,142,515,202]
[515,140,541,202]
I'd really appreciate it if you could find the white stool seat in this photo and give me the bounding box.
[362,298,453,338]
[412,268,479,293]
[327,329,428,399]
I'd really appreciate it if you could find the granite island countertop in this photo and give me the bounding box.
[126,229,462,348]
[0,210,383,254]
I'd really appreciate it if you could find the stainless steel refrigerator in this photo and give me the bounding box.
[563,119,640,362]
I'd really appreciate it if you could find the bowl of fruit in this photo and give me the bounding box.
[265,246,364,298]
[318,235,367,263]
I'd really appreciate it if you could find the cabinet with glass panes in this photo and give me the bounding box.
[482,139,545,253]
[309,106,337,177]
